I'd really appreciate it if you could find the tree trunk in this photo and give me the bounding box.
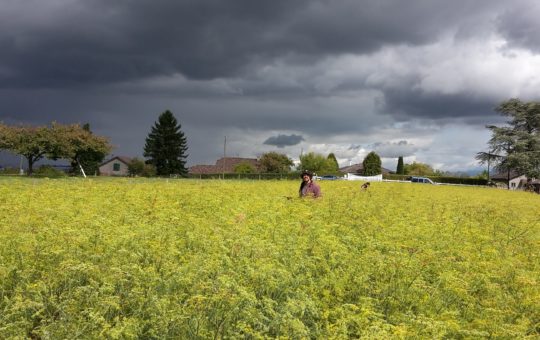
[26,156,34,176]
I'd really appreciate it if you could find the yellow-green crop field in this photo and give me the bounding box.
[0,177,539,339]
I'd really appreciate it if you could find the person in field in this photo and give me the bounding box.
[361,182,370,190]
[299,170,321,198]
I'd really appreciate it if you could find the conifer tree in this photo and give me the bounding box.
[144,110,188,176]
[396,156,404,174]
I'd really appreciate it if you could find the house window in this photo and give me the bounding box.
[113,163,121,171]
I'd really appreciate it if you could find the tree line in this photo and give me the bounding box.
[3,98,536,180]
[0,122,111,176]
[0,110,189,177]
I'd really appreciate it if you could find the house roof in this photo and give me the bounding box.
[189,157,260,174]
[489,170,523,181]
[339,163,392,174]
[99,156,133,167]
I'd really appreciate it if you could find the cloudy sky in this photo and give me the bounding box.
[2,0,540,172]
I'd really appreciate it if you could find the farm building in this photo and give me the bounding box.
[189,157,260,175]
[490,170,539,192]
[99,156,132,176]
[339,163,393,175]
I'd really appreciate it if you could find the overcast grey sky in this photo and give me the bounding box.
[2,0,540,172]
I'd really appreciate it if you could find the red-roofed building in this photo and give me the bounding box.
[189,157,260,174]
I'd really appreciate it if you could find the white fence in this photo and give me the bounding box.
[344,173,383,182]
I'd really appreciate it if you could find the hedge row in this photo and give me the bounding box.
[383,174,489,186]
[186,172,303,180]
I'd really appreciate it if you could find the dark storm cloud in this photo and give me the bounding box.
[382,87,496,121]
[2,0,535,172]
[0,0,505,88]
[496,2,540,53]
[263,134,305,148]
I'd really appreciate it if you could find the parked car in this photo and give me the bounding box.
[410,176,436,184]
[318,175,340,180]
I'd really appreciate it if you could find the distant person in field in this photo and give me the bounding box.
[299,170,321,198]
[361,182,370,191]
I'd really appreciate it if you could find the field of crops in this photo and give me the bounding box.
[0,177,539,338]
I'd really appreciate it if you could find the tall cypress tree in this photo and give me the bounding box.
[396,156,404,175]
[144,110,188,176]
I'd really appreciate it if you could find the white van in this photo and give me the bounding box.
[410,176,436,184]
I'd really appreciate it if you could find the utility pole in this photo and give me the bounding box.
[19,155,24,175]
[223,136,226,179]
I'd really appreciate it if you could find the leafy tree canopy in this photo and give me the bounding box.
[362,151,382,176]
[234,162,256,174]
[300,152,337,174]
[477,98,540,179]
[0,122,111,175]
[259,152,293,173]
[128,158,156,177]
[404,162,434,176]
[327,153,339,172]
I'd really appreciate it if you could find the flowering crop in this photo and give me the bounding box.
[0,177,538,338]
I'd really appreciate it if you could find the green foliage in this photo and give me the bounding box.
[476,169,489,180]
[188,172,301,180]
[300,152,336,174]
[327,153,339,172]
[128,158,156,177]
[0,124,52,175]
[32,165,67,178]
[0,178,538,338]
[68,124,108,176]
[0,167,22,175]
[0,122,111,176]
[362,151,381,176]
[396,156,404,175]
[479,98,540,178]
[234,162,256,174]
[259,152,293,173]
[404,161,434,176]
[144,110,188,177]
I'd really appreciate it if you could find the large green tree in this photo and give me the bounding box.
[362,151,382,176]
[0,124,50,175]
[396,156,404,175]
[404,161,434,176]
[144,110,188,176]
[65,123,110,176]
[128,158,156,177]
[259,152,293,173]
[327,153,339,172]
[0,122,112,176]
[300,152,337,174]
[234,162,256,174]
[477,99,540,180]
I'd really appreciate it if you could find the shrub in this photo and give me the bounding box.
[32,165,67,178]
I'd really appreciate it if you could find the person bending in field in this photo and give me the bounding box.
[299,170,321,198]
[361,182,370,190]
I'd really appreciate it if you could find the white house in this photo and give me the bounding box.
[99,156,132,176]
